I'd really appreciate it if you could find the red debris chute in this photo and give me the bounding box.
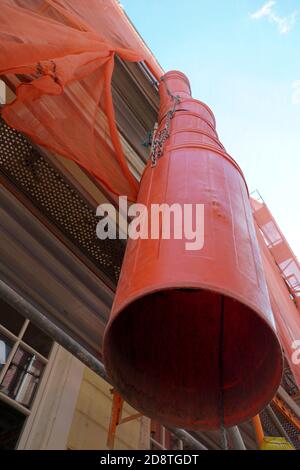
[104,71,283,430]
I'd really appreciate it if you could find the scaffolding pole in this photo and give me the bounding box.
[0,279,207,451]
[227,427,246,450]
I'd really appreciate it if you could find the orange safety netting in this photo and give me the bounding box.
[252,198,300,310]
[0,0,162,200]
[256,225,300,390]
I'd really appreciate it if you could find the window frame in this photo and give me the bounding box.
[0,318,52,416]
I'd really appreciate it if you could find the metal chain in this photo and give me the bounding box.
[150,78,181,167]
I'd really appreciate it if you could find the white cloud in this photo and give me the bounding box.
[275,11,297,34]
[251,0,276,19]
[292,81,300,105]
[251,1,297,34]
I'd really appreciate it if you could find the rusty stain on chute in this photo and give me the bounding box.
[104,71,283,430]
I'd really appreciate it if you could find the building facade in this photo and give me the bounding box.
[0,3,299,451]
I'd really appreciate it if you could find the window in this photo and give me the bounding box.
[0,298,53,449]
[0,400,26,450]
[0,333,13,372]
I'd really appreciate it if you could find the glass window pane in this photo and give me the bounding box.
[0,299,25,336]
[22,323,53,358]
[0,333,13,372]
[0,347,45,409]
[0,399,26,450]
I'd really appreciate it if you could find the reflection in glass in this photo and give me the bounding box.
[22,323,53,358]
[0,400,26,450]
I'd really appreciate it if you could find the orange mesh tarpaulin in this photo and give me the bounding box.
[0,0,162,200]
[256,225,300,389]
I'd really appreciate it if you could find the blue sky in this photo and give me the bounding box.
[122,0,300,258]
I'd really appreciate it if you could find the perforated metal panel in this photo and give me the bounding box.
[260,366,300,450]
[260,406,300,450]
[0,116,124,285]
